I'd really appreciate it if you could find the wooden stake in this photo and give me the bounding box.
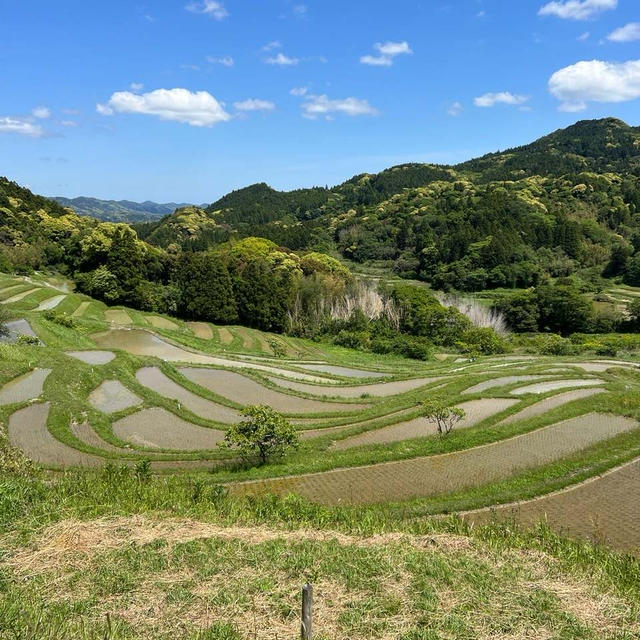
[301,582,313,640]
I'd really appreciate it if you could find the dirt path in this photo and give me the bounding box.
[229,413,638,505]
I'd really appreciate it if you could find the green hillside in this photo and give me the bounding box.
[135,118,640,293]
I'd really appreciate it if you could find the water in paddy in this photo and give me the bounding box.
[296,364,393,379]
[35,295,66,311]
[511,379,604,395]
[0,369,51,406]
[465,456,640,554]
[91,329,336,383]
[89,380,142,414]
[230,413,638,505]
[0,319,38,344]
[67,351,116,365]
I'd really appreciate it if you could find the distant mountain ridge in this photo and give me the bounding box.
[52,196,200,222]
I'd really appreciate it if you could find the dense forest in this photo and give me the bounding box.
[2,117,640,355]
[136,118,640,292]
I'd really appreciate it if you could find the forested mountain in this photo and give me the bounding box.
[52,196,197,222]
[135,118,640,292]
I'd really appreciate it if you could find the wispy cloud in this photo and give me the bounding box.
[130,82,144,91]
[97,88,231,127]
[301,94,379,119]
[549,59,640,111]
[234,99,275,111]
[607,23,640,42]
[290,87,308,96]
[474,92,530,107]
[538,0,617,21]
[185,0,228,20]
[265,52,299,66]
[32,106,51,119]
[447,101,464,117]
[360,41,412,67]
[262,40,282,51]
[207,55,234,67]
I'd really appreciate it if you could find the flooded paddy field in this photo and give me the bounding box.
[179,367,369,414]
[464,456,640,554]
[67,350,116,365]
[511,379,604,395]
[332,398,520,450]
[231,413,638,504]
[0,369,51,406]
[113,407,225,451]
[88,380,142,414]
[136,367,241,423]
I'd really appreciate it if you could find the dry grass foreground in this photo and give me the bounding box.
[4,515,639,640]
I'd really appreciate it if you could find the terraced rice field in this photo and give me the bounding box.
[0,369,51,406]
[35,294,66,311]
[3,273,640,552]
[187,322,214,340]
[104,309,132,325]
[0,287,40,304]
[113,407,225,451]
[89,380,142,414]
[465,456,640,553]
[179,367,368,414]
[232,414,638,504]
[147,315,179,331]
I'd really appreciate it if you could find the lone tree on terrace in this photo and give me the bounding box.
[421,399,466,436]
[221,405,299,465]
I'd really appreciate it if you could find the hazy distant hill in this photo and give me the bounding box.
[52,196,198,222]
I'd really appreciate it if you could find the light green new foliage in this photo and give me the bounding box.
[221,405,299,465]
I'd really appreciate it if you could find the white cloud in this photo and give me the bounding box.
[32,106,51,119]
[207,55,234,66]
[360,55,393,67]
[608,23,640,43]
[0,117,44,137]
[290,87,308,96]
[265,52,298,65]
[474,92,530,107]
[301,94,379,119]
[577,31,590,40]
[96,88,231,127]
[538,0,617,20]
[447,101,464,117]
[234,99,275,111]
[60,120,78,127]
[360,41,412,67]
[549,59,640,111]
[130,82,144,91]
[262,40,281,51]
[185,0,228,20]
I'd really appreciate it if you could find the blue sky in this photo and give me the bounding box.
[1,0,639,203]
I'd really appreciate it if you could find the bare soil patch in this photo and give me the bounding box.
[147,315,179,331]
[186,322,213,340]
[104,309,132,325]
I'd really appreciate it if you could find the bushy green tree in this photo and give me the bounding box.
[536,283,592,335]
[421,399,466,436]
[220,405,299,465]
